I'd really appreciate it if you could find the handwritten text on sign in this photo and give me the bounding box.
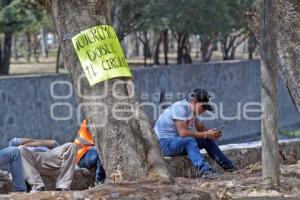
[72,25,132,86]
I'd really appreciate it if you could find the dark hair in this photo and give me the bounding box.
[190,89,213,111]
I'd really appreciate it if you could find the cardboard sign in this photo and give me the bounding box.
[72,25,132,86]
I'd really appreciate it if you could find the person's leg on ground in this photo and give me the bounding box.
[79,148,106,184]
[40,143,77,190]
[0,147,27,192]
[18,146,45,191]
[160,137,213,173]
[196,139,235,170]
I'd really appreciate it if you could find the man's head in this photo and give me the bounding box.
[189,88,213,114]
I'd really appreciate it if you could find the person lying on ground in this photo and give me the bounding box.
[74,119,106,185]
[0,146,27,192]
[9,137,77,192]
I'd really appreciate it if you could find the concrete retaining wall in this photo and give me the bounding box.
[0,60,299,148]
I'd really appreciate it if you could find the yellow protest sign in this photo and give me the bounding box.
[72,25,132,86]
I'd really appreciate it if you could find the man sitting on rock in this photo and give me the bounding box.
[0,146,27,192]
[74,119,106,185]
[154,89,235,178]
[9,137,77,191]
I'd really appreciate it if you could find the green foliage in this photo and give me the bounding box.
[127,0,252,36]
[219,0,254,36]
[0,0,50,33]
[280,129,300,138]
[111,0,150,40]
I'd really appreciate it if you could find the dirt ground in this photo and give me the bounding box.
[5,160,300,200]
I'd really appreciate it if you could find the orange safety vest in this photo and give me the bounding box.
[74,119,94,163]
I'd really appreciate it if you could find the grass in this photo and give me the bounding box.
[280,129,300,138]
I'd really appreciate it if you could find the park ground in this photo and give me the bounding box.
[4,161,300,200]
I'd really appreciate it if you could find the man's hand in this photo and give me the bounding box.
[205,129,222,140]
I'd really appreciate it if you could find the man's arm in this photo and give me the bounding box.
[175,120,221,140]
[195,121,206,132]
[11,138,58,149]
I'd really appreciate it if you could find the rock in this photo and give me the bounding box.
[166,139,300,177]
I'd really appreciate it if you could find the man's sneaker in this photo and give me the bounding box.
[30,186,45,193]
[56,188,69,191]
[223,165,237,172]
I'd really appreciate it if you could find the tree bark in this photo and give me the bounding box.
[25,32,31,63]
[12,34,18,61]
[260,0,280,188]
[56,45,64,73]
[276,0,300,112]
[45,0,170,181]
[40,28,49,58]
[163,29,168,65]
[176,32,186,64]
[200,36,216,62]
[0,32,12,75]
[250,0,300,112]
[248,32,257,60]
[153,32,162,65]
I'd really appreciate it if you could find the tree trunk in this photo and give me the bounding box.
[33,34,40,63]
[276,0,300,112]
[176,33,186,64]
[40,28,49,58]
[250,0,300,111]
[56,45,64,73]
[153,32,162,65]
[0,32,12,75]
[45,0,170,181]
[260,0,280,189]
[12,34,18,61]
[25,32,31,63]
[134,33,140,57]
[248,32,257,60]
[163,29,168,65]
[200,37,216,62]
[229,46,236,60]
[222,39,231,60]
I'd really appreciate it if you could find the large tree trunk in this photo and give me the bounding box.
[276,0,300,112]
[0,32,13,75]
[260,0,280,189]
[45,0,170,181]
[250,0,300,112]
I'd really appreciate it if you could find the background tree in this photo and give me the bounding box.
[194,0,227,62]
[260,0,280,188]
[0,0,48,74]
[250,0,300,111]
[110,0,149,41]
[41,0,170,181]
[219,0,254,60]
